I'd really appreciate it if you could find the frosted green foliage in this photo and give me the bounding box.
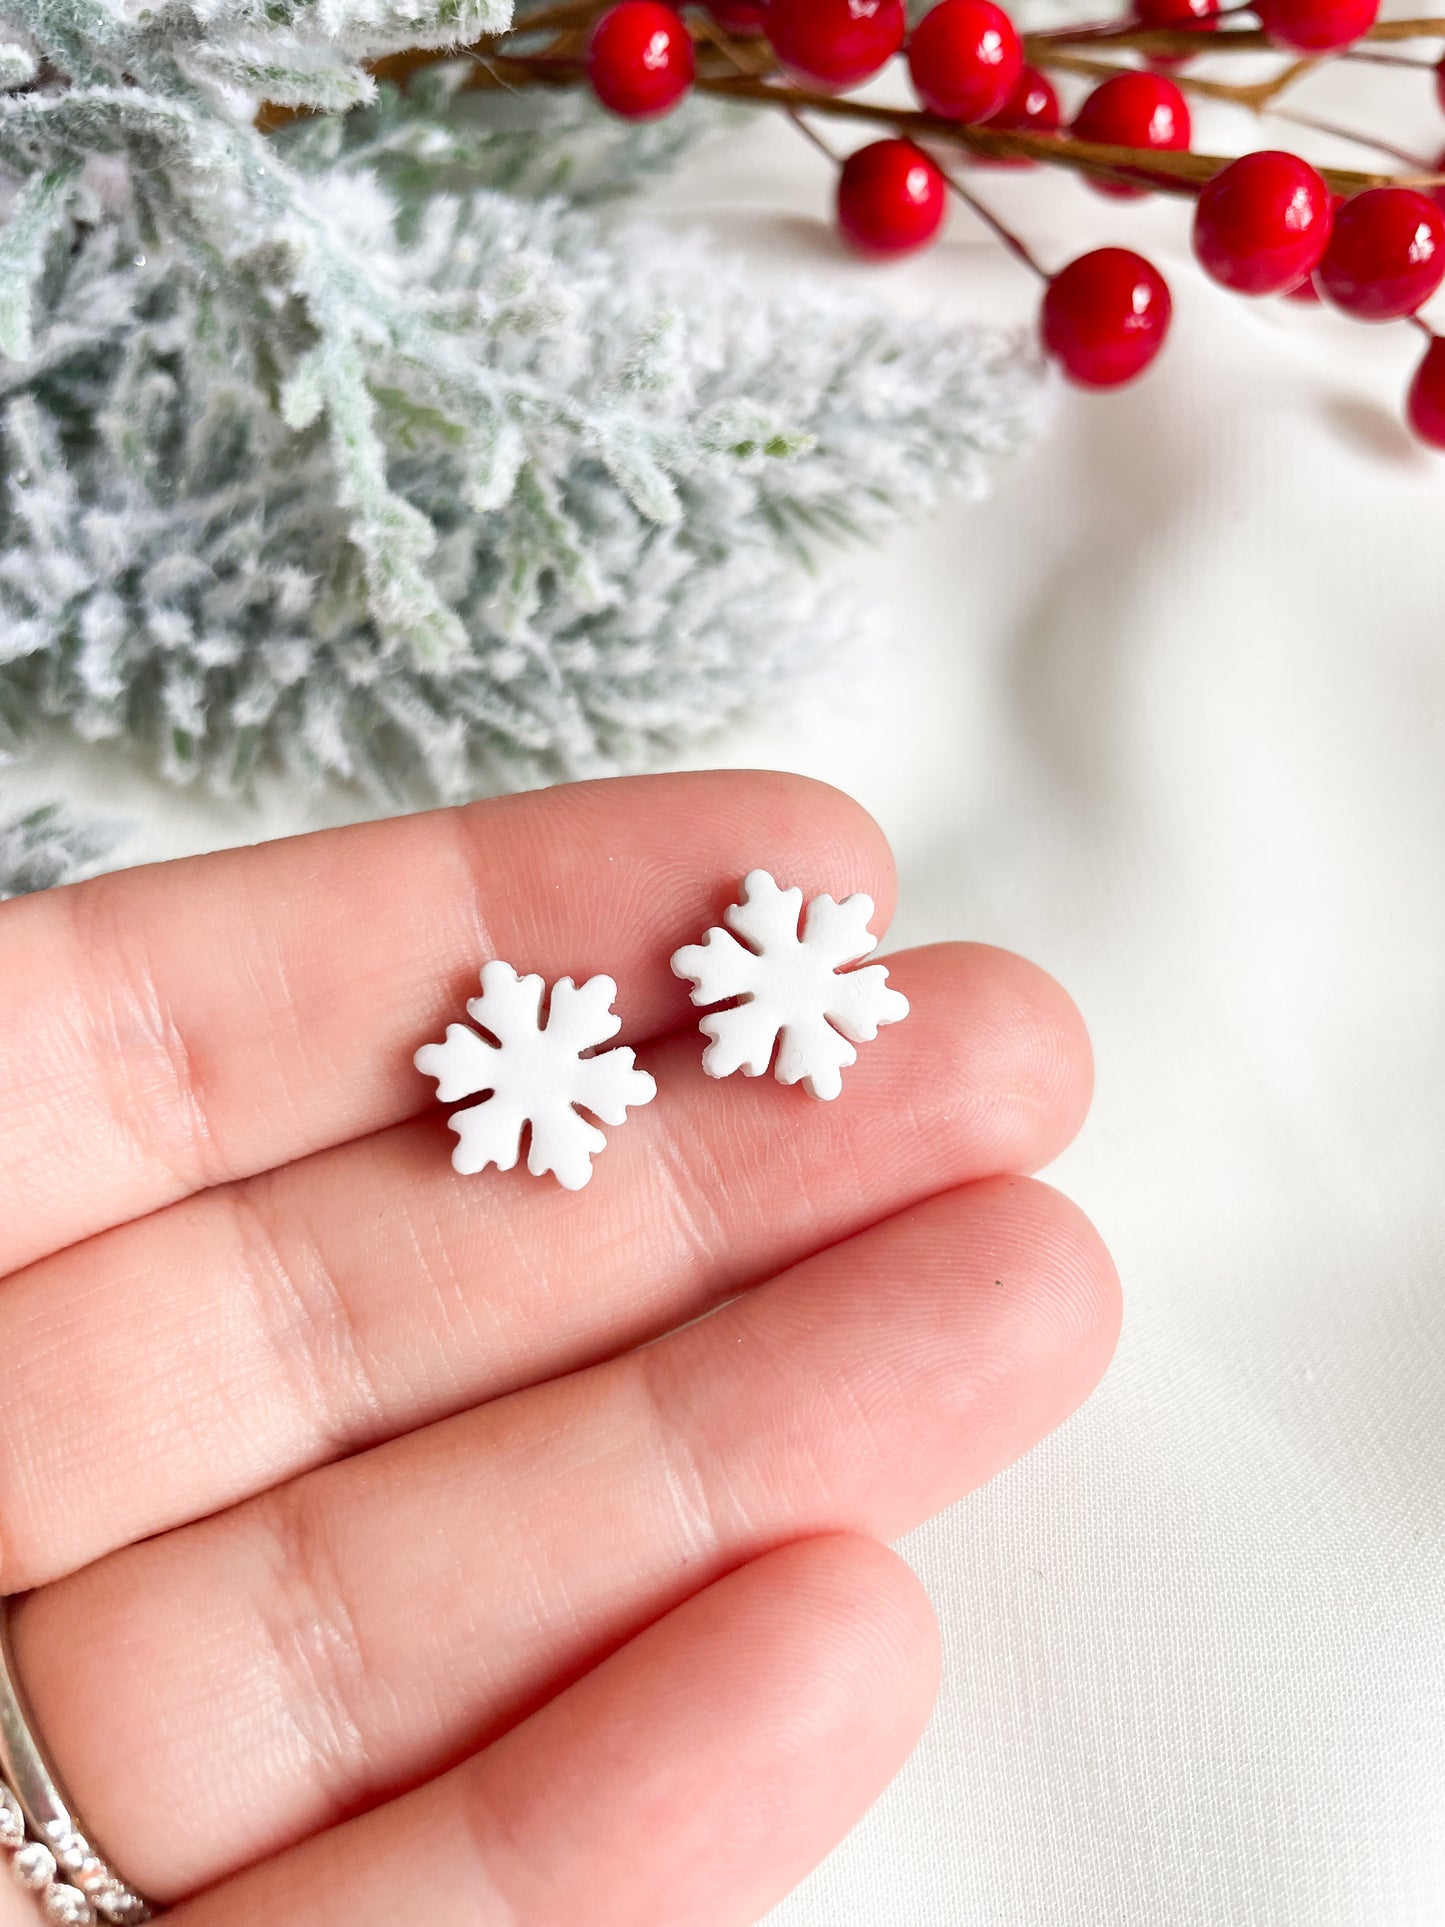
[0,0,1048,798]
[277,64,722,209]
[0,0,513,691]
[0,162,1046,795]
[0,45,37,88]
[0,163,79,357]
[0,801,116,897]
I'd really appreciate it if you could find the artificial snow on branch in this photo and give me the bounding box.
[0,52,1048,798]
[0,800,117,897]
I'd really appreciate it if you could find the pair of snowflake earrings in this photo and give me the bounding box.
[415,870,909,1192]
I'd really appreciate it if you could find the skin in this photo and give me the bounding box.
[0,770,1120,1927]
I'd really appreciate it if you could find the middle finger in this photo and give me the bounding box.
[0,943,1089,1592]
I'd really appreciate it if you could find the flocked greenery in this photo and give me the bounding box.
[0,0,1048,799]
[0,798,115,896]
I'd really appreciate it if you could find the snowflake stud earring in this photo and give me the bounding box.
[415,963,656,1191]
[671,870,909,1101]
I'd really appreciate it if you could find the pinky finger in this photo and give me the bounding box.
[169,1535,940,1927]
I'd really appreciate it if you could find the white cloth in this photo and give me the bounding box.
[5,68,1445,1927]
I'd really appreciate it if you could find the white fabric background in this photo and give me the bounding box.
[4,61,1445,1926]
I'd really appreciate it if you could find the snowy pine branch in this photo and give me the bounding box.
[0,799,117,897]
[0,0,1049,802]
[0,151,1047,795]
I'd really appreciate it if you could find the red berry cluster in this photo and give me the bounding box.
[1192,157,1445,439]
[582,0,1445,448]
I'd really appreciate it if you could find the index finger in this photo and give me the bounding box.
[0,771,894,1274]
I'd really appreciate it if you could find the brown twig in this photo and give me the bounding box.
[259,5,1445,201]
[474,0,601,38]
[1352,13,1445,35]
[1027,20,1271,51]
[1269,103,1433,167]
[1027,43,1317,110]
[265,50,1434,197]
[369,46,580,89]
[688,5,775,78]
[936,164,1050,278]
[691,70,1414,195]
[1341,46,1437,66]
[1028,11,1445,50]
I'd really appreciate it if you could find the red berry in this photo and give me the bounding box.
[1133,0,1220,67]
[1317,187,1445,320]
[766,0,906,90]
[1042,247,1173,389]
[1406,334,1445,448]
[1072,71,1190,199]
[703,0,767,30]
[587,1,695,118]
[976,63,1060,166]
[836,139,947,257]
[908,0,1024,124]
[1134,0,1220,23]
[1254,0,1377,52]
[1282,191,1345,298]
[1192,151,1332,296]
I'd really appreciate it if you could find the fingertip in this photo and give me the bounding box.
[787,774,898,929]
[960,1173,1123,1423]
[737,1174,1121,1533]
[748,1535,943,1738]
[648,1536,941,1905]
[549,768,896,907]
[1018,1174,1123,1396]
[979,946,1096,1161]
[696,769,899,932]
[892,944,1094,1177]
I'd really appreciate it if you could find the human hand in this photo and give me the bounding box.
[0,771,1118,1927]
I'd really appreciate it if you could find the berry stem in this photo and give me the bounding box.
[1025,19,1274,48]
[694,70,1407,194]
[277,13,1445,202]
[1032,44,1316,112]
[500,0,604,36]
[785,103,843,165]
[689,7,775,77]
[1269,104,1431,169]
[692,4,847,183]
[1028,12,1445,48]
[1334,11,1445,32]
[1338,46,1437,66]
[937,166,1049,280]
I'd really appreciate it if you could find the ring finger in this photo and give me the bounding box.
[8,1174,1119,1904]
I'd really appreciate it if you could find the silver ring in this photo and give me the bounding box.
[0,1599,154,1924]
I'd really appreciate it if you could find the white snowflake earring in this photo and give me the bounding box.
[671,870,909,1102]
[415,964,657,1191]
